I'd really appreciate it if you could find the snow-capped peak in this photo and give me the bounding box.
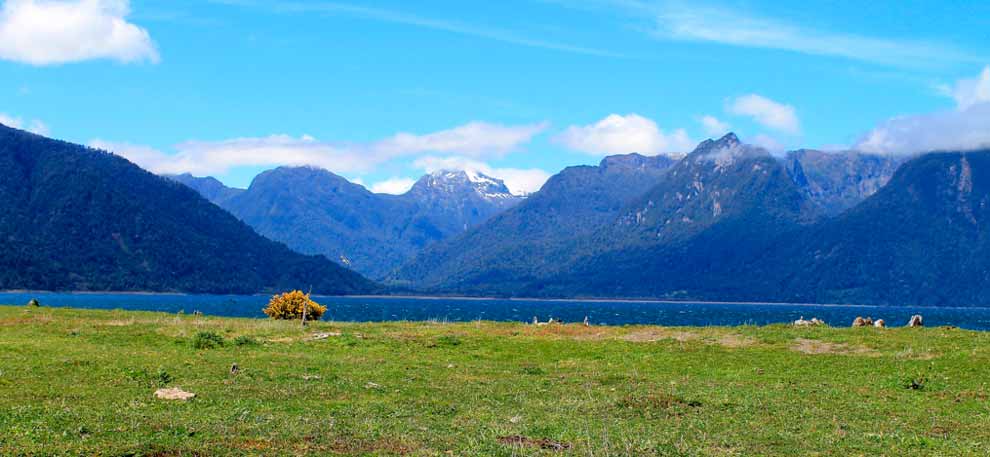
[416,169,515,201]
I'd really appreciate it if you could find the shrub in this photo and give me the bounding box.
[26,299,40,307]
[435,335,462,347]
[124,367,173,387]
[233,335,259,346]
[192,331,225,349]
[263,290,327,321]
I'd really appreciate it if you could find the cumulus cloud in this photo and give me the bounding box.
[554,114,693,156]
[0,0,159,65]
[413,156,551,196]
[0,112,49,135]
[92,121,547,176]
[699,115,730,136]
[370,177,417,195]
[856,66,990,155]
[727,94,800,134]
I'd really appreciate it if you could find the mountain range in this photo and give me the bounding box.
[170,167,521,278]
[392,133,990,307]
[0,123,373,295]
[7,121,986,307]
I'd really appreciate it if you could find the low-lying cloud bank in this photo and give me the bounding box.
[92,121,553,197]
[93,121,548,176]
[857,66,990,155]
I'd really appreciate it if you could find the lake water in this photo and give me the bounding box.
[2,292,990,330]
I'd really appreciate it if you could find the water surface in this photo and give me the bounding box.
[2,292,988,330]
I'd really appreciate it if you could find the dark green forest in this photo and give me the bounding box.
[0,124,374,295]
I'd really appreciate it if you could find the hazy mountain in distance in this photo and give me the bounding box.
[167,173,244,205]
[785,149,903,215]
[178,166,522,278]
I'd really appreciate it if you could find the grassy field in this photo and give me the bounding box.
[1,305,988,456]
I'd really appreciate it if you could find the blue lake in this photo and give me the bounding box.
[2,292,990,330]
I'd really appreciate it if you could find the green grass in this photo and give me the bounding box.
[1,305,989,456]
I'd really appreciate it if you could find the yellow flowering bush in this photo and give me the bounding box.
[263,290,327,321]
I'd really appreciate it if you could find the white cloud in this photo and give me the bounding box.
[0,112,49,135]
[856,66,990,155]
[376,121,548,159]
[942,65,990,110]
[855,104,990,156]
[370,177,416,195]
[727,94,800,134]
[699,115,729,136]
[413,156,551,196]
[0,0,159,65]
[554,113,693,156]
[92,121,547,176]
[642,3,979,68]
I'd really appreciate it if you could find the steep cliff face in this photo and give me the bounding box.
[784,149,902,216]
[769,151,990,306]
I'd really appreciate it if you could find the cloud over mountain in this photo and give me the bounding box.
[91,121,548,177]
[857,66,990,155]
[554,114,693,156]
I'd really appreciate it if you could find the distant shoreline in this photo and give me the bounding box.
[0,289,844,306]
[2,290,986,311]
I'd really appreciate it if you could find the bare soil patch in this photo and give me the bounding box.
[497,435,571,451]
[792,338,879,356]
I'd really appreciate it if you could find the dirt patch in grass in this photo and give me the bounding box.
[497,435,571,451]
[621,329,755,348]
[329,436,419,454]
[894,348,939,360]
[712,334,755,348]
[623,329,698,343]
[233,439,273,451]
[0,315,54,327]
[101,319,137,326]
[792,338,879,356]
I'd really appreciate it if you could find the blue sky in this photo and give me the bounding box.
[1,0,989,194]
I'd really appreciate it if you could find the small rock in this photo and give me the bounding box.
[311,332,341,340]
[364,382,381,389]
[302,374,321,381]
[154,387,195,401]
[908,315,924,327]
